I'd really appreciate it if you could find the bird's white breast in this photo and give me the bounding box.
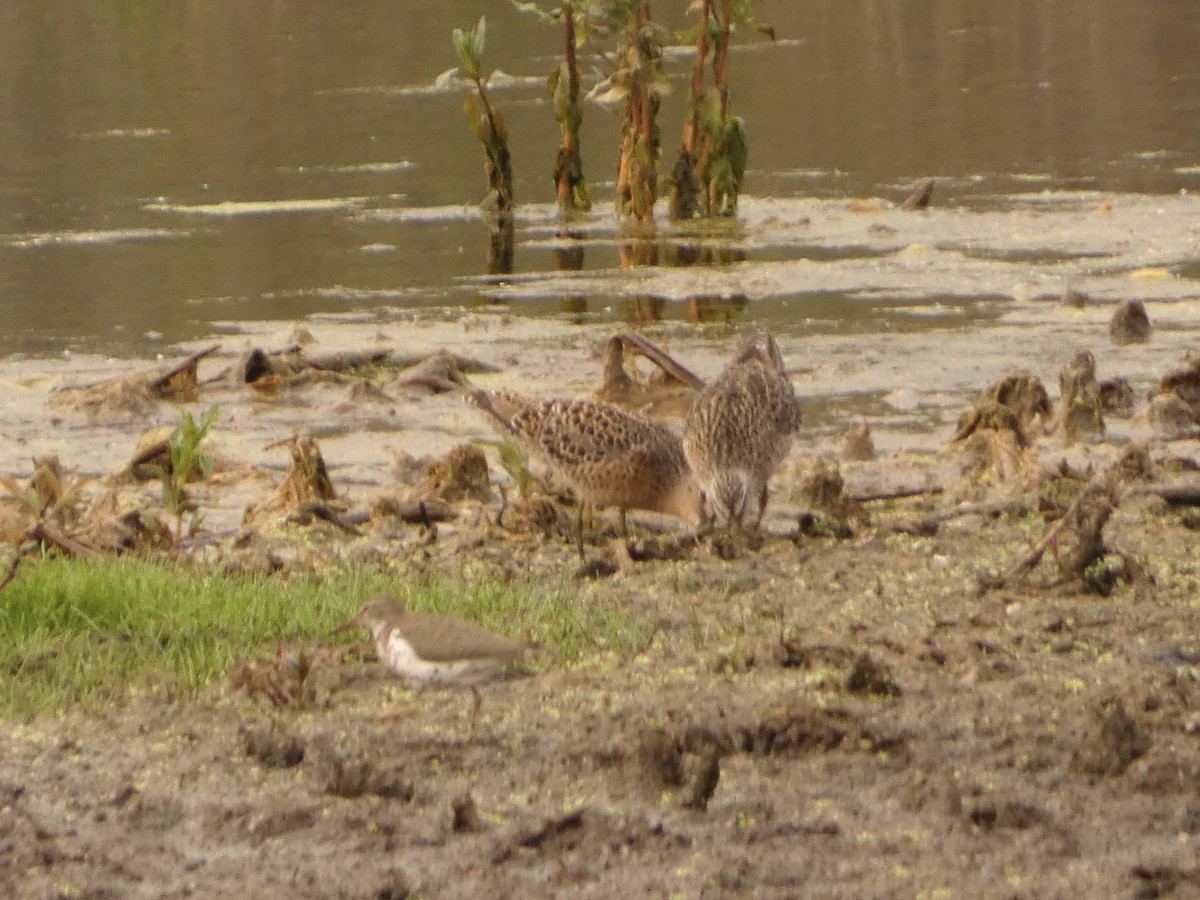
[378,630,487,685]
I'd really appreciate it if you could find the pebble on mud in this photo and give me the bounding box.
[1109,299,1152,345]
[451,792,483,833]
[845,653,903,698]
[240,722,304,769]
[680,748,721,812]
[1070,701,1150,776]
[409,443,492,504]
[1057,350,1105,445]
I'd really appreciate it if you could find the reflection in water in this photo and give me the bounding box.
[625,296,665,326]
[617,225,659,269]
[664,239,747,269]
[486,214,515,276]
[554,228,586,316]
[685,294,749,326]
[553,229,585,272]
[618,222,661,324]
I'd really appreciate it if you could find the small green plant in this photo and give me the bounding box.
[671,0,772,219]
[453,17,515,214]
[612,0,668,221]
[513,0,592,211]
[496,439,536,498]
[162,404,218,545]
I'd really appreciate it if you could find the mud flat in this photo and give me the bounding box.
[2,194,1200,897]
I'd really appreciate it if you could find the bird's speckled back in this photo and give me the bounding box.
[683,332,801,525]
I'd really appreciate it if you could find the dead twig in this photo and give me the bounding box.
[1000,476,1120,587]
[148,344,221,397]
[613,331,705,390]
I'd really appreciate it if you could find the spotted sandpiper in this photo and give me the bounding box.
[334,594,531,743]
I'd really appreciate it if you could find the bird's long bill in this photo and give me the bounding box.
[331,613,363,635]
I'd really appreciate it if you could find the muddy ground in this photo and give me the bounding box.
[3,191,1200,897]
[2,497,1199,899]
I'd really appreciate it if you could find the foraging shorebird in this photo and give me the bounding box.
[334,594,531,743]
[683,332,802,529]
[467,388,704,542]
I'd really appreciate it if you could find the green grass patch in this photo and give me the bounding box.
[0,556,650,717]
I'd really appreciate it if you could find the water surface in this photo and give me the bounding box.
[2,1,1200,357]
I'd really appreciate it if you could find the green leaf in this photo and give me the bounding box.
[452,21,483,80]
[473,16,487,61]
[746,17,776,40]
[510,1,560,25]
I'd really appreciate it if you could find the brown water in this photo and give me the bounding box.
[2,0,1200,358]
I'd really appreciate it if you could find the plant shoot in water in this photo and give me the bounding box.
[452,17,515,214]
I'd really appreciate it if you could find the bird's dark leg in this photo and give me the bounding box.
[752,484,769,530]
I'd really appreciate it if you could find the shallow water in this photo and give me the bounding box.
[2,1,1200,359]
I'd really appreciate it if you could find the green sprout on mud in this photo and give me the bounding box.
[496,439,536,499]
[162,404,218,545]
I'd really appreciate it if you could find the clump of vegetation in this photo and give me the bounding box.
[229,643,315,708]
[453,17,515,214]
[513,0,592,211]
[452,16,516,273]
[612,0,668,221]
[161,404,218,546]
[0,556,651,716]
[671,0,771,219]
[456,2,770,225]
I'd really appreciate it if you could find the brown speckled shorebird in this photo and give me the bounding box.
[334,594,531,743]
[467,388,704,543]
[683,332,802,529]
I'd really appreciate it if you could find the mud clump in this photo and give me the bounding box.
[1070,702,1150,776]
[409,444,492,504]
[246,806,317,844]
[51,377,156,421]
[680,747,721,811]
[839,418,875,461]
[955,369,1052,442]
[797,459,866,535]
[315,745,413,801]
[963,797,1048,831]
[127,426,176,481]
[1153,353,1200,434]
[846,653,903,698]
[244,434,338,524]
[751,703,859,755]
[451,792,483,833]
[1148,392,1197,437]
[1060,286,1089,308]
[1099,376,1136,418]
[638,728,685,788]
[240,721,304,769]
[1110,298,1152,345]
[1057,350,1104,444]
[592,331,703,419]
[900,177,936,211]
